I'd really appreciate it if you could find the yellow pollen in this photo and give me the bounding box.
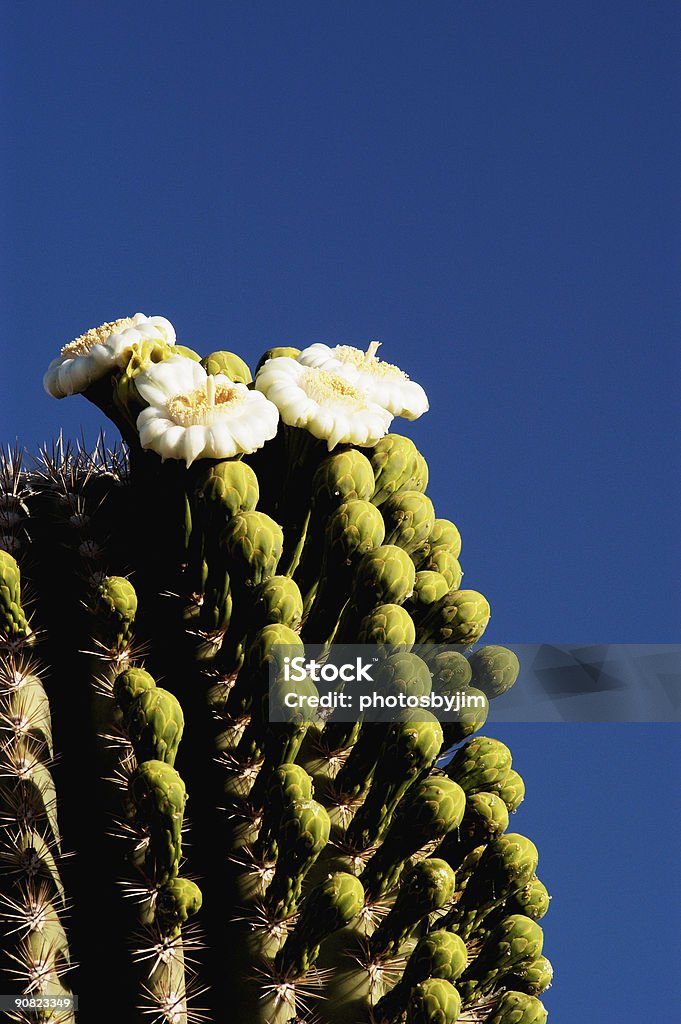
[334,343,407,379]
[167,383,241,425]
[61,317,137,357]
[302,368,366,404]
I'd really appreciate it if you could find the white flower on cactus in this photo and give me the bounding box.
[43,313,176,399]
[255,356,393,450]
[297,341,429,420]
[135,355,279,466]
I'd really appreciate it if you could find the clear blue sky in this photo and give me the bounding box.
[2,3,679,1020]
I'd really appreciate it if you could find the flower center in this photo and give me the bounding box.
[334,342,407,380]
[166,380,242,426]
[61,317,137,357]
[302,368,367,405]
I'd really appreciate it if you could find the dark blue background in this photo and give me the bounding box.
[3,3,679,1019]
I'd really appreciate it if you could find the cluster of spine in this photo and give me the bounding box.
[0,545,75,1022]
[94,580,202,1023]
[0,345,553,1024]
[1,442,201,1022]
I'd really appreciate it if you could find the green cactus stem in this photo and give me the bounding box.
[129,760,187,886]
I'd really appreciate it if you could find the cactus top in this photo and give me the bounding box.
[44,313,176,398]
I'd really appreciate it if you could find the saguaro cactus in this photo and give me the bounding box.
[0,319,552,1023]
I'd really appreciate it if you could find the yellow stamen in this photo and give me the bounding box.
[167,384,241,426]
[302,368,367,405]
[334,344,406,379]
[61,317,137,357]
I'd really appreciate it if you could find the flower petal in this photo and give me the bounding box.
[43,314,177,399]
[134,357,280,464]
[255,356,393,450]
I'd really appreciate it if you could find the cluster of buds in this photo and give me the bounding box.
[0,314,551,1023]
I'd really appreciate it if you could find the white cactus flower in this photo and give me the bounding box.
[44,313,176,399]
[297,341,429,420]
[135,355,279,466]
[255,356,393,451]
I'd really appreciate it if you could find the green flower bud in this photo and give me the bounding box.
[440,685,489,751]
[353,544,416,612]
[424,518,462,560]
[449,835,540,940]
[201,351,252,384]
[221,511,284,588]
[437,791,509,873]
[428,650,473,695]
[244,622,302,677]
[275,872,365,976]
[486,991,548,1024]
[468,645,520,699]
[413,450,429,493]
[326,499,386,565]
[370,434,421,506]
[312,449,376,513]
[93,575,137,651]
[374,929,467,1023]
[419,550,462,590]
[506,954,553,997]
[125,687,184,766]
[195,460,259,522]
[485,991,544,1024]
[370,858,456,958]
[264,799,331,919]
[459,914,544,1002]
[229,622,303,717]
[255,763,315,861]
[0,549,30,640]
[375,652,432,702]
[361,774,466,898]
[406,978,461,1024]
[408,929,468,985]
[419,590,490,646]
[499,769,526,813]
[357,604,416,648]
[347,711,443,850]
[155,877,203,938]
[446,737,512,794]
[255,346,301,375]
[505,877,551,922]
[251,575,304,630]
[113,667,156,715]
[407,571,450,615]
[382,491,436,557]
